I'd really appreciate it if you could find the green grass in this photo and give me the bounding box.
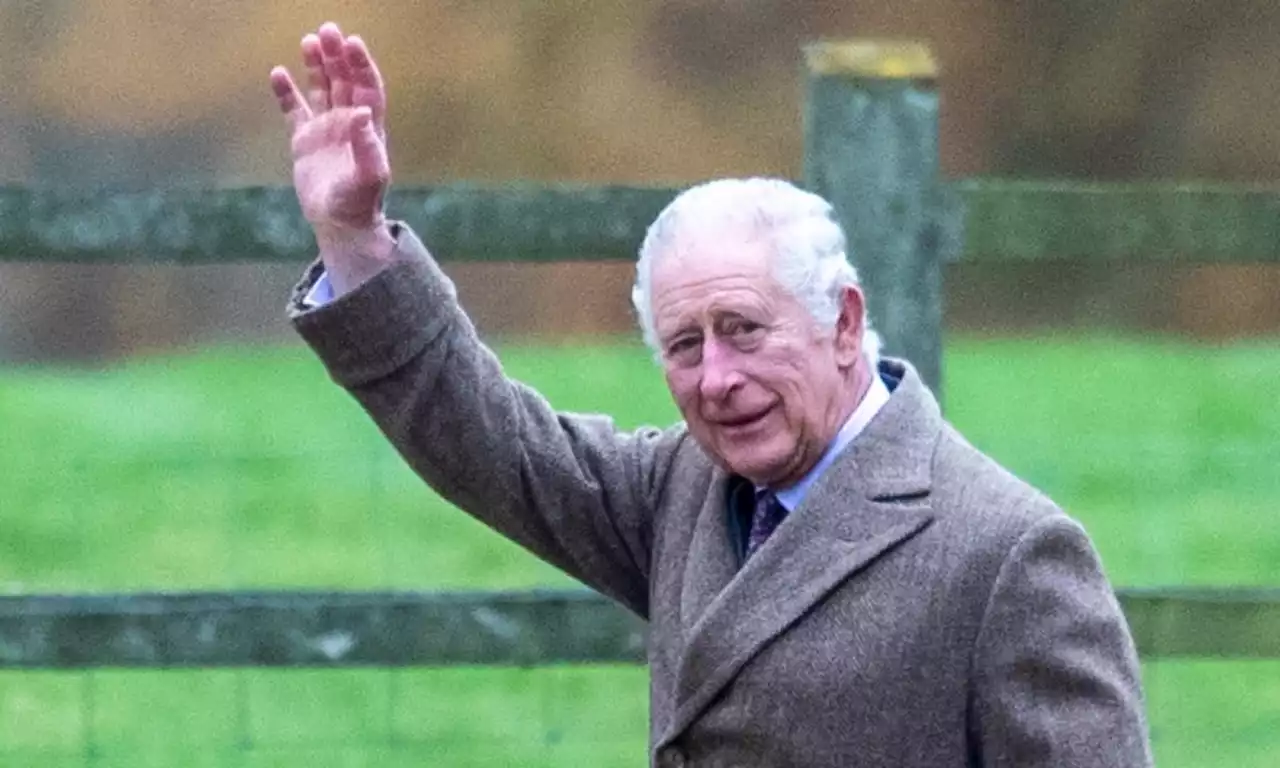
[0,332,1277,766]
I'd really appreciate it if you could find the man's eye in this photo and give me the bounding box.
[667,337,699,356]
[726,320,764,338]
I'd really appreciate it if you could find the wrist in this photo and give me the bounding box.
[314,218,396,256]
[314,219,399,297]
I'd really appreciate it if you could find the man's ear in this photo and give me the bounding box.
[833,285,865,368]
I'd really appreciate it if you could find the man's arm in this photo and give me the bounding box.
[289,222,678,616]
[969,514,1153,767]
[269,23,678,616]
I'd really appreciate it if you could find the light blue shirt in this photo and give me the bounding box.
[303,272,337,307]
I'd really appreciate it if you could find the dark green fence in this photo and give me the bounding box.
[1,40,1277,666]
[1,588,1278,669]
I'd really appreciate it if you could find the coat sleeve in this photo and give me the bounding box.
[969,513,1153,767]
[287,222,682,618]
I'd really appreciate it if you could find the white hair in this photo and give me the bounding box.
[631,177,882,364]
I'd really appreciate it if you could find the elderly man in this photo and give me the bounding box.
[271,21,1152,768]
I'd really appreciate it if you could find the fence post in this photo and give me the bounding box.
[802,41,948,396]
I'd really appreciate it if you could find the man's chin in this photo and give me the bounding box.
[719,451,792,486]
[691,428,790,480]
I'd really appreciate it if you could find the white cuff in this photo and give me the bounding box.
[302,271,336,308]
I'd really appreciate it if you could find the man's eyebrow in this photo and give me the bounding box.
[711,307,765,324]
[660,324,700,343]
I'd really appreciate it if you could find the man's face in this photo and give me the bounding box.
[650,232,863,488]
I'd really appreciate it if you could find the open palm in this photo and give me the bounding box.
[270,23,390,234]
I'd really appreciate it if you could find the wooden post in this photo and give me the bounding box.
[803,41,949,396]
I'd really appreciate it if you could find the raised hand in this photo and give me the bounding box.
[270,21,396,294]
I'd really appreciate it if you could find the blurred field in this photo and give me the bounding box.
[1,333,1278,767]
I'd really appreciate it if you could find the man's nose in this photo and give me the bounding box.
[698,339,744,400]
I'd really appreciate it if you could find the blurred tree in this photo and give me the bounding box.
[997,0,1280,180]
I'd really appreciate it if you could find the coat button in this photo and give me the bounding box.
[660,745,687,768]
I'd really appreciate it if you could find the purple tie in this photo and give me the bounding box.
[745,491,787,559]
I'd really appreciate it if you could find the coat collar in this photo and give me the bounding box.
[658,358,942,751]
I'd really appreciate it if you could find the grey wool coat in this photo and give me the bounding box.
[290,223,1153,768]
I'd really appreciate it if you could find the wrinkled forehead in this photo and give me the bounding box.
[646,235,801,341]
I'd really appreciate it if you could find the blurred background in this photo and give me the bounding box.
[3,0,1280,357]
[0,1,1277,766]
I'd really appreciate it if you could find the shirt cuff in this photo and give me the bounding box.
[302,271,336,308]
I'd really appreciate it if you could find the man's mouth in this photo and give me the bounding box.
[713,407,773,430]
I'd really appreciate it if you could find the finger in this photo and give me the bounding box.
[269,66,312,132]
[301,34,329,112]
[350,107,390,185]
[318,22,354,108]
[345,36,387,138]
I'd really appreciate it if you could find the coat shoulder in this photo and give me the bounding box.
[926,423,1075,555]
[641,421,715,508]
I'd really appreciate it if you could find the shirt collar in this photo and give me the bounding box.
[770,372,892,512]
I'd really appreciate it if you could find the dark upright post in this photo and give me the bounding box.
[803,41,947,397]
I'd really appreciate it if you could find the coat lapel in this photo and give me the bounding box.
[676,473,740,632]
[657,359,944,750]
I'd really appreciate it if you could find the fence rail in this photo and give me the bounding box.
[2,587,1277,669]
[1,40,1276,670]
[3,180,1279,266]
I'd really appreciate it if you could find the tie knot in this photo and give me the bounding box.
[745,490,787,559]
[755,489,781,512]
